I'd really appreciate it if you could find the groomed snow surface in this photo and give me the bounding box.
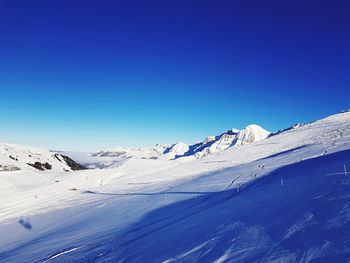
[0,112,350,262]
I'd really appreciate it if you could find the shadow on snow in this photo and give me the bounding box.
[46,149,350,263]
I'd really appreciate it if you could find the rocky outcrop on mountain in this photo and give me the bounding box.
[27,162,52,171]
[55,154,87,171]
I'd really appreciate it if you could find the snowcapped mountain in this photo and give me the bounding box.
[189,124,270,158]
[2,124,270,171]
[0,142,86,172]
[163,142,190,159]
[236,124,270,145]
[73,124,271,168]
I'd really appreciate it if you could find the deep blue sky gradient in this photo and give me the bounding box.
[0,0,349,151]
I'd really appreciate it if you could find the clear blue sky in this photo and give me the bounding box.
[0,0,349,151]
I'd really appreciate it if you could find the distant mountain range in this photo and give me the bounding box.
[64,124,271,169]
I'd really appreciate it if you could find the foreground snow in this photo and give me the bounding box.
[0,112,350,262]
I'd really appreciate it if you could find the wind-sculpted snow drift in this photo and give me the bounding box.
[0,111,349,262]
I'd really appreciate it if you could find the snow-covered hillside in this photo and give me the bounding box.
[0,143,86,172]
[0,111,350,262]
[69,124,270,169]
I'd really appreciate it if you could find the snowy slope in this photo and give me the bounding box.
[0,111,349,262]
[0,143,86,172]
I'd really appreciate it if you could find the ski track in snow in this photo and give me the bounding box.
[42,246,85,262]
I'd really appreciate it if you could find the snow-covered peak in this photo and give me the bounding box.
[164,142,190,159]
[206,133,237,154]
[190,125,270,158]
[229,128,240,134]
[235,124,271,146]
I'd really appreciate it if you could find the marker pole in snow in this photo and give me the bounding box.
[344,164,348,176]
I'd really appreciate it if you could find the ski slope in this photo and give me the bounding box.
[0,112,349,262]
